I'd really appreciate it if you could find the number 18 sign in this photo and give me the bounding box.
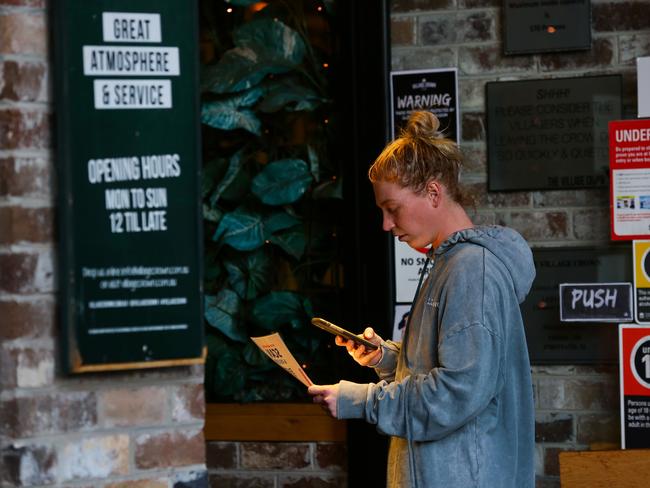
[619,324,650,448]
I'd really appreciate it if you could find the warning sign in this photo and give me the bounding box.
[609,119,650,240]
[619,324,650,448]
[633,241,650,324]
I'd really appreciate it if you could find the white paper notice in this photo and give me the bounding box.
[251,333,313,387]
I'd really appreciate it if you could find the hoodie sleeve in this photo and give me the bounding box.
[337,247,508,442]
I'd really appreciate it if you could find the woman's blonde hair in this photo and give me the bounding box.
[368,111,473,206]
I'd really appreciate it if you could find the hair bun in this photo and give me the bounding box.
[403,111,441,140]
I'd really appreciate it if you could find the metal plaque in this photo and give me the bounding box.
[504,0,591,55]
[521,247,631,364]
[53,0,203,372]
[487,75,622,191]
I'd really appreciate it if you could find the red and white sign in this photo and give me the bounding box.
[609,119,650,240]
[619,324,650,448]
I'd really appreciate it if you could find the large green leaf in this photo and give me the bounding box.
[206,19,306,94]
[234,19,306,68]
[210,150,244,206]
[206,47,291,94]
[263,211,301,235]
[251,159,312,205]
[204,290,247,342]
[201,88,263,135]
[307,145,319,182]
[258,78,323,113]
[213,207,264,251]
[251,291,309,330]
[224,248,272,299]
[242,341,271,367]
[269,226,306,259]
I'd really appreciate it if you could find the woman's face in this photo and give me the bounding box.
[372,180,437,250]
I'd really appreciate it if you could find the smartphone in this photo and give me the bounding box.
[311,317,378,350]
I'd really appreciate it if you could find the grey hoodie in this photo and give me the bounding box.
[337,226,536,488]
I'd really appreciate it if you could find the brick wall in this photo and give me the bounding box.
[205,441,347,487]
[0,1,207,486]
[391,0,649,487]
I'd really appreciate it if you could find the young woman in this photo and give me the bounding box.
[308,111,536,487]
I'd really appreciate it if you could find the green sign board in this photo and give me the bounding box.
[53,0,203,372]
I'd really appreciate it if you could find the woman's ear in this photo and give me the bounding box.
[426,181,442,207]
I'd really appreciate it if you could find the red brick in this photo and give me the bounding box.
[59,435,129,481]
[0,12,47,56]
[135,429,205,469]
[100,386,167,427]
[459,45,535,75]
[1,444,57,486]
[0,392,97,437]
[466,182,530,208]
[0,108,50,149]
[0,298,54,340]
[532,189,608,208]
[0,251,53,294]
[576,414,620,445]
[540,38,615,72]
[392,46,456,71]
[535,413,574,443]
[315,443,347,470]
[279,475,346,488]
[573,208,610,241]
[172,382,205,422]
[208,474,274,488]
[0,157,51,198]
[0,344,54,388]
[461,112,485,142]
[499,211,569,241]
[420,14,455,45]
[0,59,48,102]
[240,442,310,469]
[0,206,53,244]
[0,252,38,293]
[460,146,487,175]
[457,11,496,43]
[206,441,237,469]
[106,479,167,488]
[459,0,499,7]
[391,17,415,46]
[542,447,573,477]
[0,0,45,6]
[593,1,650,32]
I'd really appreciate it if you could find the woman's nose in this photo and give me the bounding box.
[382,214,394,232]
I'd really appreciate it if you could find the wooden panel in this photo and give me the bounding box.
[560,449,650,488]
[204,403,347,442]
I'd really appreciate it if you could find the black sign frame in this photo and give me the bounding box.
[389,68,459,142]
[559,282,633,322]
[53,0,204,372]
[521,246,631,365]
[486,74,622,192]
[503,0,592,55]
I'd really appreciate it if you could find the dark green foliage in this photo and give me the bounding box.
[201,0,344,402]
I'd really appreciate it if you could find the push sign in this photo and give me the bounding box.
[559,283,633,322]
[619,325,650,448]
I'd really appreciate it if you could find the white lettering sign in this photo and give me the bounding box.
[83,46,179,76]
[102,12,162,43]
[93,79,172,109]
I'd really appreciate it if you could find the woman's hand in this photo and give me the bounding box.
[335,327,383,367]
[308,383,340,417]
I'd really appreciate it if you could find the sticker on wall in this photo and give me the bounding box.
[619,324,650,449]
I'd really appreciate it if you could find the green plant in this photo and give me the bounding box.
[200,0,343,402]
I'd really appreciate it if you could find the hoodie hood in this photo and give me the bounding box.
[432,225,536,303]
